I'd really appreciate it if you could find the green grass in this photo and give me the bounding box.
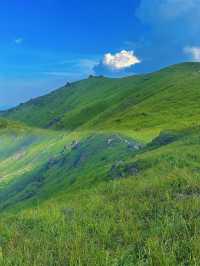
[1,63,200,265]
[2,62,200,141]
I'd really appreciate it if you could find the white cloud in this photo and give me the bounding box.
[103,50,141,70]
[15,38,23,44]
[184,46,200,61]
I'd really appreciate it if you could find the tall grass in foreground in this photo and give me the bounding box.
[2,163,200,265]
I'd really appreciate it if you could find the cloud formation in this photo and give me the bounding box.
[103,50,140,70]
[184,46,200,61]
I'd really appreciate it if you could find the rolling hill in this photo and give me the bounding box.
[1,63,200,265]
[2,62,200,140]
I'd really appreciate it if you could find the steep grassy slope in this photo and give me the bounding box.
[1,63,200,265]
[0,130,142,212]
[2,126,200,265]
[2,63,200,140]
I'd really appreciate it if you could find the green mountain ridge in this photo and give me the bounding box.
[1,63,200,265]
[3,62,200,140]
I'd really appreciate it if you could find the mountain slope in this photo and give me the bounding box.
[1,63,200,265]
[2,125,200,265]
[3,63,200,137]
[0,130,142,211]
[2,63,200,140]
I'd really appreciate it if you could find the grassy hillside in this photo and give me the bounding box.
[0,130,142,211]
[3,62,200,140]
[1,63,200,265]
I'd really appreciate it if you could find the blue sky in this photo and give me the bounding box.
[1,0,200,108]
